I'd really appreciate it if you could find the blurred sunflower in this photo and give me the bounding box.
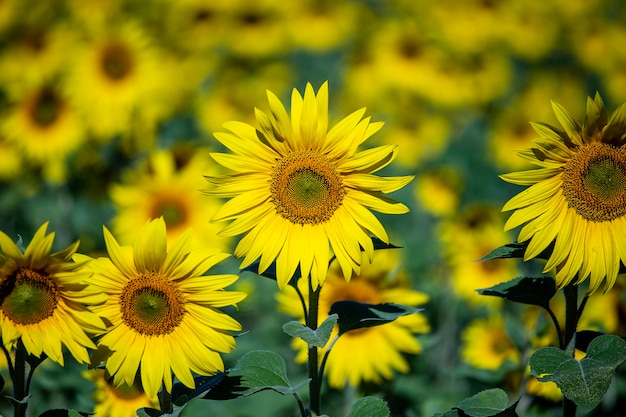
[110,147,231,251]
[0,136,22,180]
[1,83,86,183]
[204,82,414,289]
[414,166,462,218]
[277,250,430,388]
[63,21,171,143]
[501,93,626,293]
[460,315,520,371]
[76,218,246,398]
[85,368,158,417]
[0,222,105,365]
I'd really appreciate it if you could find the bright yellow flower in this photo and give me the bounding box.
[204,82,413,289]
[501,93,626,293]
[277,250,430,388]
[461,315,521,371]
[0,223,105,365]
[76,218,246,398]
[85,368,158,417]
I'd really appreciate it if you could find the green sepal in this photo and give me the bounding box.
[529,334,626,410]
[477,276,556,309]
[282,314,338,347]
[329,301,422,336]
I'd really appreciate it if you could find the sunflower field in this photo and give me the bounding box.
[2,1,626,417]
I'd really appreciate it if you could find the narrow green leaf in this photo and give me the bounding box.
[282,314,338,347]
[329,301,422,336]
[529,334,626,410]
[171,373,225,404]
[136,403,186,417]
[478,243,528,261]
[347,396,390,417]
[229,350,310,396]
[477,276,556,309]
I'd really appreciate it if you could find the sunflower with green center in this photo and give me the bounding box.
[75,218,246,399]
[204,82,413,289]
[460,315,520,371]
[501,93,626,293]
[277,250,430,388]
[0,222,105,365]
[85,368,158,417]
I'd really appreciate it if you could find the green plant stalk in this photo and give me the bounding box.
[562,283,580,417]
[307,278,322,416]
[13,340,28,417]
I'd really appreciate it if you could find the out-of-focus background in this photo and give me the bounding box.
[1,0,626,416]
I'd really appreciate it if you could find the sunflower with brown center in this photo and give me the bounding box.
[204,82,414,289]
[75,218,246,398]
[0,223,105,365]
[501,92,626,293]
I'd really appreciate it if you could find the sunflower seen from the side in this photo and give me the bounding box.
[0,222,105,365]
[501,93,626,293]
[277,250,430,388]
[204,82,413,289]
[75,218,246,398]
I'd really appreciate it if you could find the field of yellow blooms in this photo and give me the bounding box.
[1,1,626,417]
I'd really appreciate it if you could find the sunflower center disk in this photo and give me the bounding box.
[121,274,185,336]
[1,269,58,325]
[101,43,133,80]
[155,201,187,227]
[562,142,626,222]
[271,151,345,225]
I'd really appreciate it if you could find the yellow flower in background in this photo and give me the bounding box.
[461,315,520,371]
[0,223,105,365]
[0,136,22,181]
[110,147,231,251]
[1,83,86,183]
[85,368,158,417]
[205,82,413,289]
[76,218,246,398]
[414,167,462,218]
[277,250,430,388]
[501,93,626,293]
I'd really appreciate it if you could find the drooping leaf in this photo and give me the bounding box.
[228,350,310,396]
[456,388,519,417]
[529,334,626,410]
[282,314,338,347]
[136,404,186,417]
[478,243,529,261]
[329,301,422,336]
[171,373,226,405]
[477,276,556,309]
[371,237,402,250]
[347,396,390,417]
[201,374,247,400]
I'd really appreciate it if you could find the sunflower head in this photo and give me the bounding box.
[0,222,105,365]
[501,92,626,293]
[205,81,414,289]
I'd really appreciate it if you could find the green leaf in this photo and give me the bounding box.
[529,334,626,410]
[282,314,338,347]
[229,350,310,396]
[38,411,92,417]
[171,373,226,405]
[477,276,556,309]
[329,301,422,336]
[136,404,186,417]
[347,396,390,417]
[457,389,518,417]
[478,243,528,261]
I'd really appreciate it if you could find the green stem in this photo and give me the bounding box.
[318,335,339,384]
[307,277,321,416]
[13,340,28,417]
[562,284,580,417]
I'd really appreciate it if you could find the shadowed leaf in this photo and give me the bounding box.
[477,276,556,309]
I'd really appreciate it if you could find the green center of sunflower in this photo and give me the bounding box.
[271,150,345,225]
[101,42,134,81]
[120,273,185,336]
[153,201,187,227]
[30,89,61,128]
[1,268,58,325]
[562,142,626,222]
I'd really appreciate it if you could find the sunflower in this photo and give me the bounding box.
[501,93,626,293]
[76,218,246,399]
[277,250,430,388]
[460,315,520,371]
[85,368,158,417]
[204,82,413,289]
[109,147,231,251]
[0,222,105,365]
